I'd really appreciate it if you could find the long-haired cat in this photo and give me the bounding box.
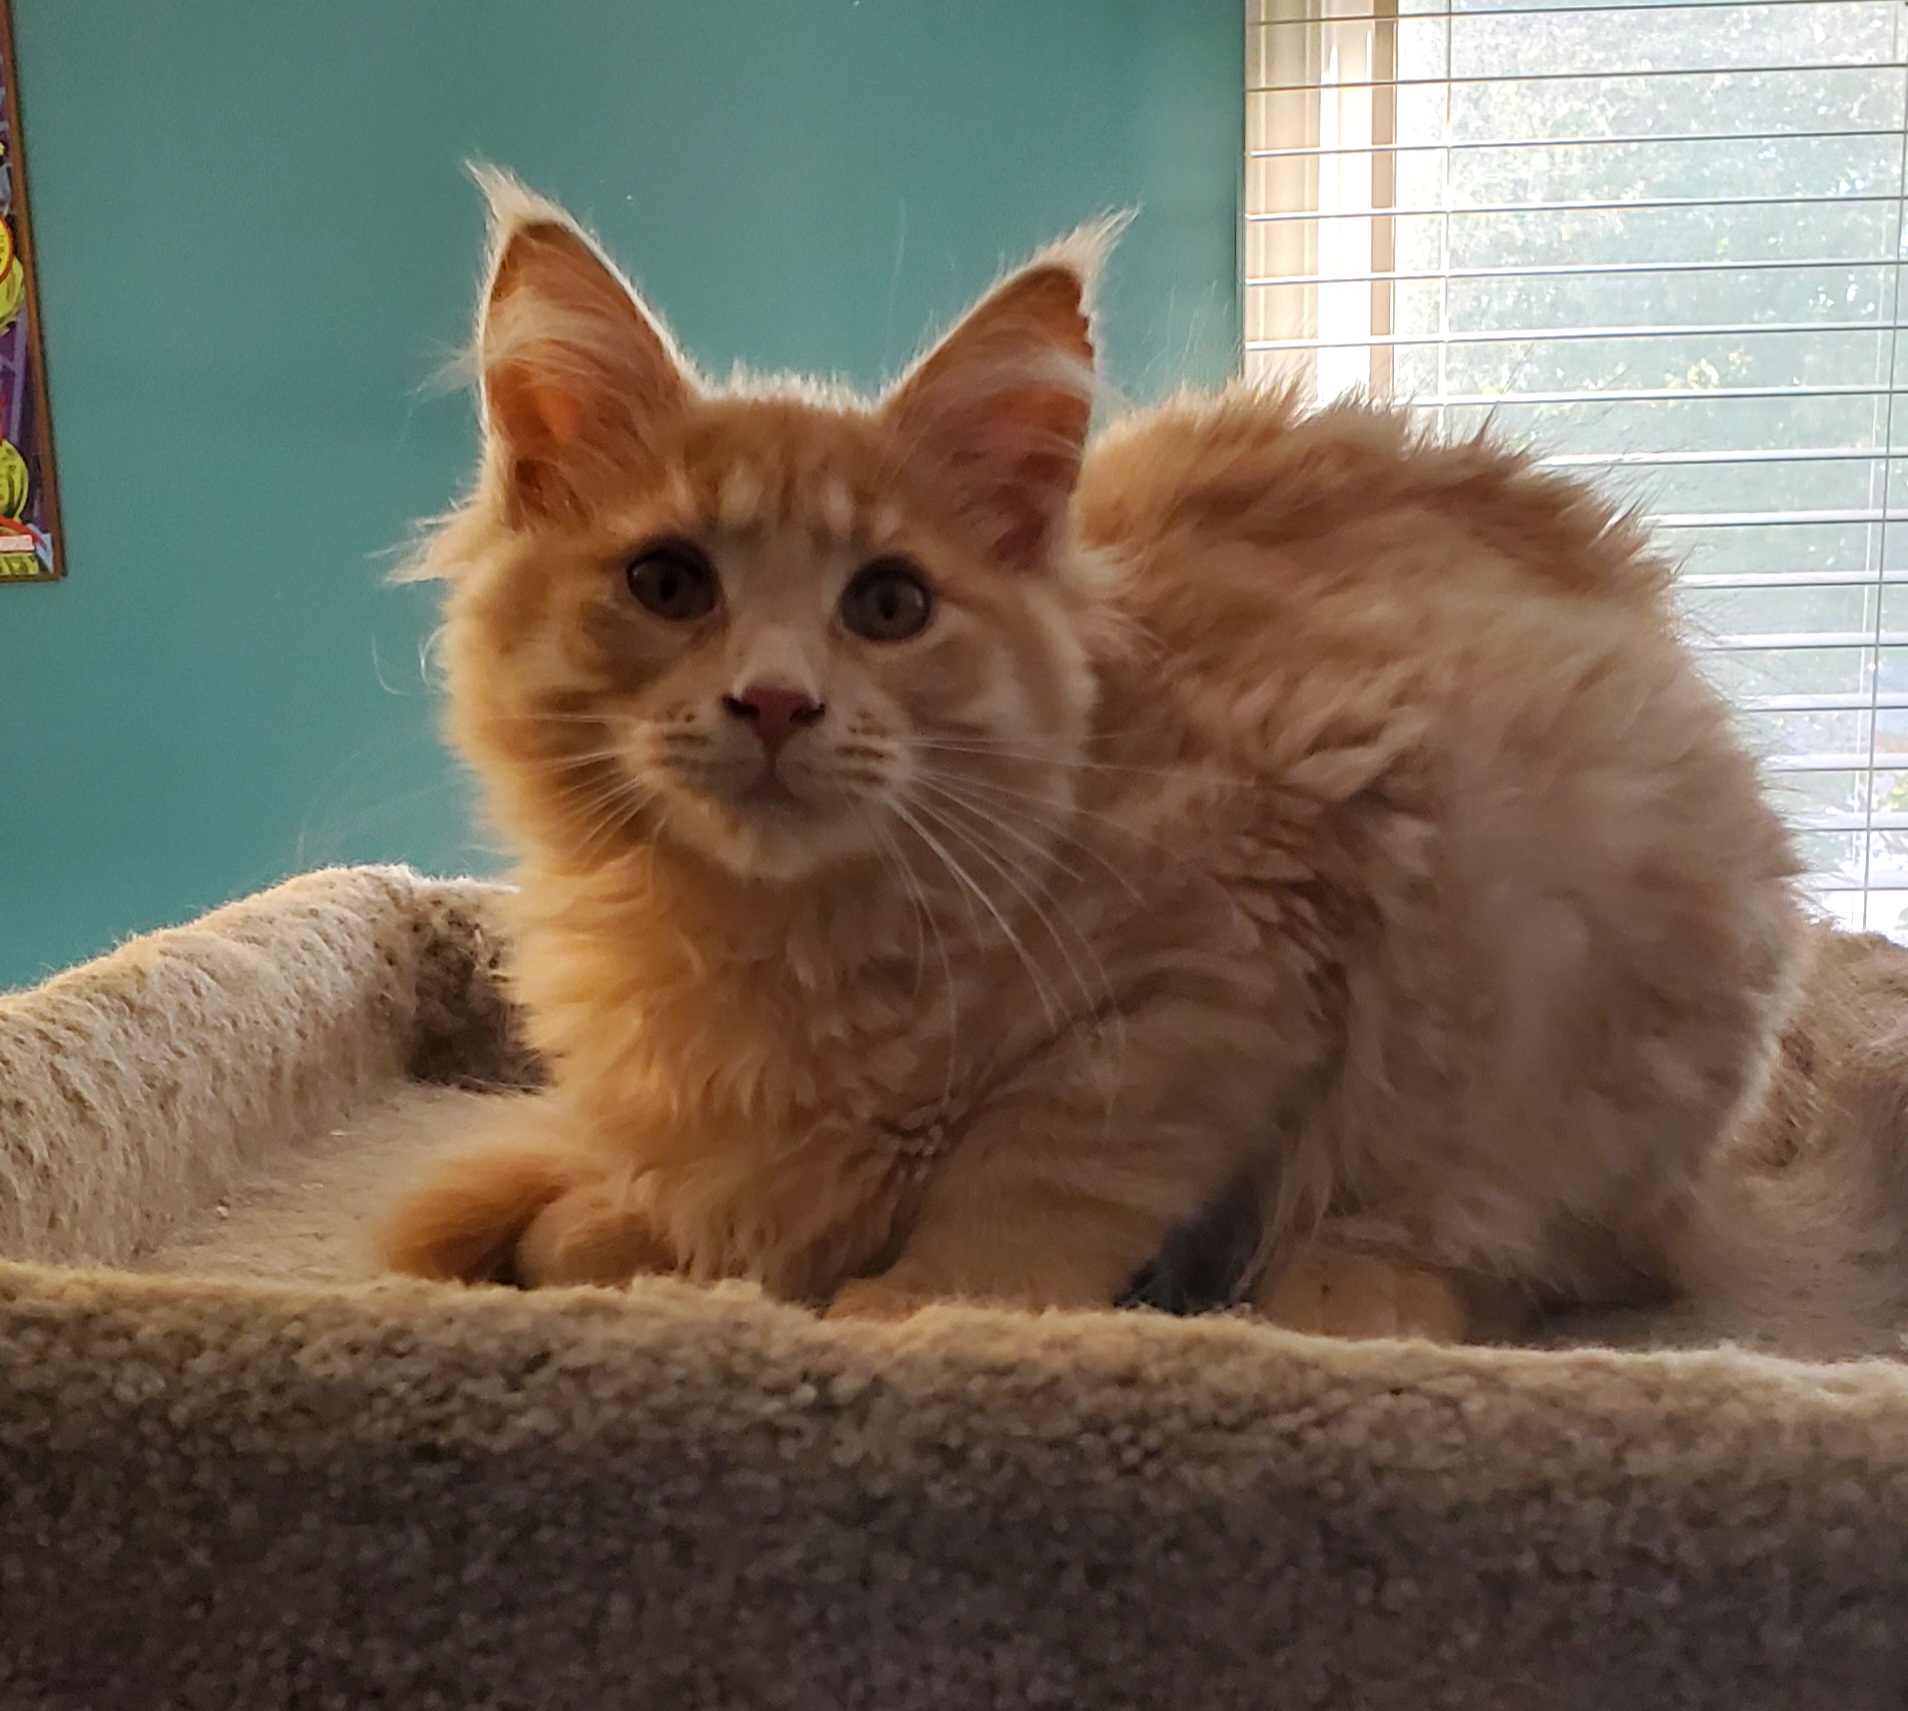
[381,170,1801,1341]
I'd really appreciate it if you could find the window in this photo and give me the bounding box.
[1246,0,1908,934]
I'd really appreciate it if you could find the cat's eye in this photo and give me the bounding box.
[626,539,720,622]
[840,557,934,643]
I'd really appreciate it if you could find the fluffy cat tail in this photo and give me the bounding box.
[381,1121,591,1285]
[1662,924,1908,1359]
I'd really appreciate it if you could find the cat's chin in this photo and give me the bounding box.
[658,793,880,886]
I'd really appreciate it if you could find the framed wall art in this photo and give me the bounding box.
[0,0,59,583]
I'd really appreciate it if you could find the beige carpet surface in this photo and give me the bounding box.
[4,864,1908,1708]
[125,1082,498,1288]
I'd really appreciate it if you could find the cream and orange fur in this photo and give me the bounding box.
[382,171,1802,1341]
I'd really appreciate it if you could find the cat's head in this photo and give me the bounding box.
[419,169,1117,888]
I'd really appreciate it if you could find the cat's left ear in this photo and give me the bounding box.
[472,166,695,519]
[883,218,1124,568]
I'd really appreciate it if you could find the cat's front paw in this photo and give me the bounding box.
[824,1276,937,1321]
[381,1145,583,1284]
[514,1182,675,1287]
[1254,1243,1470,1343]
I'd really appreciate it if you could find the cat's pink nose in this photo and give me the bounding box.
[723,684,824,757]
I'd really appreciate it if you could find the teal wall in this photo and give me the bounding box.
[0,1,1241,990]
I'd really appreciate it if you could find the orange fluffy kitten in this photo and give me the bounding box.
[382,170,1801,1341]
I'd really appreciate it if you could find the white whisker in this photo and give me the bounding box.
[916,764,1226,904]
[906,793,1129,1143]
[872,820,961,1108]
[555,766,655,860]
[888,799,1063,1034]
[909,773,1094,893]
[907,792,1118,1035]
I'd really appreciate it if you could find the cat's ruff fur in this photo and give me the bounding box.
[383,172,1803,1340]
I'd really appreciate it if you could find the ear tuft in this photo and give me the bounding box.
[1027,209,1133,314]
[469,161,578,246]
[469,164,693,517]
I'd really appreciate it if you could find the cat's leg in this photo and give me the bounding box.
[824,1140,1176,1320]
[827,999,1292,1321]
[380,1093,673,1287]
[1253,1241,1468,1342]
[513,1177,675,1286]
[380,1138,584,1284]
[826,1158,1158,1321]
[1253,1234,1534,1343]
[382,1147,673,1287]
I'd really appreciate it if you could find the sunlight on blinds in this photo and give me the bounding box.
[1246,0,1908,936]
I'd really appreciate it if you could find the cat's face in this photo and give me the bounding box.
[430,173,1108,887]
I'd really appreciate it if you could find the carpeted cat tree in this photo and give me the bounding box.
[3,865,1907,1709]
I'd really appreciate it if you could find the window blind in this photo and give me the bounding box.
[1245,0,1908,935]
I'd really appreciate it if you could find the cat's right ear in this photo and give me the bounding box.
[472,167,694,519]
